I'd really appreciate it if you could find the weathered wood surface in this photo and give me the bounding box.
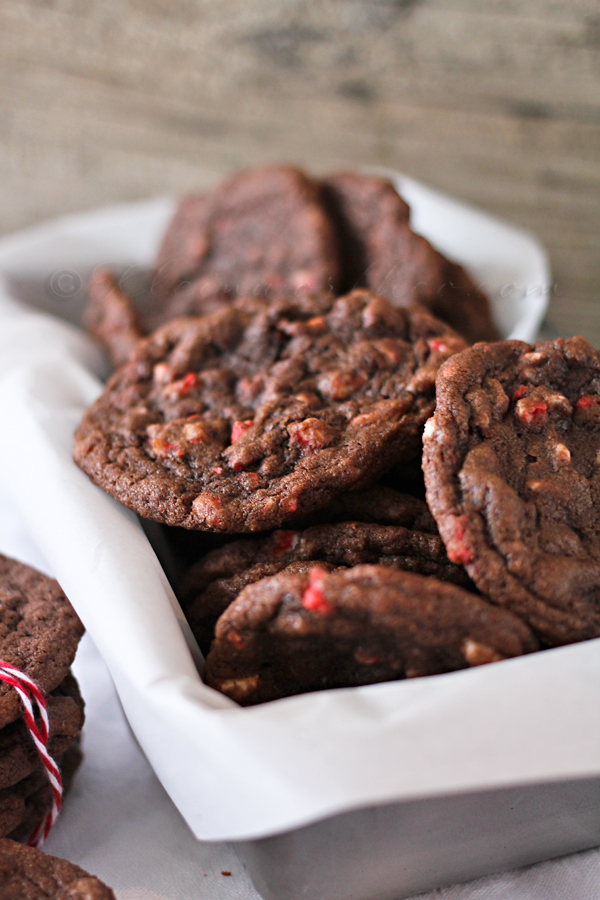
[0,0,598,340]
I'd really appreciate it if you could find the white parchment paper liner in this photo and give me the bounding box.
[2,177,594,845]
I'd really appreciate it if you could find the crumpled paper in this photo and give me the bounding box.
[1,179,592,846]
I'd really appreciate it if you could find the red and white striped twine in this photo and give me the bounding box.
[0,661,62,847]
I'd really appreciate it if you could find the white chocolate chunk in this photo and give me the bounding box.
[462,639,505,666]
[219,675,260,700]
[423,418,436,439]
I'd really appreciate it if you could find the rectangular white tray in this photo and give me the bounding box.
[238,776,600,899]
[1,174,593,900]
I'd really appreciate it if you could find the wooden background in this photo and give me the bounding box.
[1,0,599,341]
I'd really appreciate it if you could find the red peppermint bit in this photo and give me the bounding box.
[181,372,199,392]
[447,516,473,566]
[272,531,297,556]
[576,395,600,410]
[428,338,447,353]
[227,631,245,651]
[284,498,298,513]
[301,583,333,615]
[513,385,529,401]
[192,492,222,527]
[288,418,334,452]
[448,545,473,566]
[151,438,184,459]
[183,422,208,444]
[212,465,224,476]
[165,372,200,398]
[196,493,220,508]
[231,420,254,444]
[517,400,548,427]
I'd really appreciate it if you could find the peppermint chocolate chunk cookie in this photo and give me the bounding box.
[203,564,537,705]
[0,556,84,729]
[0,837,115,899]
[74,290,465,532]
[423,337,600,646]
[150,165,340,323]
[181,513,470,650]
[86,167,340,365]
[321,172,498,344]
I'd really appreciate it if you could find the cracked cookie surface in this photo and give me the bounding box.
[86,167,340,366]
[74,290,465,532]
[150,165,340,324]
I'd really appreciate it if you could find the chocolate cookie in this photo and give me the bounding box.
[203,564,537,704]
[0,739,81,842]
[181,513,470,650]
[85,269,145,369]
[288,483,437,530]
[0,838,115,899]
[7,744,82,845]
[150,165,340,322]
[0,673,84,791]
[423,337,600,646]
[321,172,498,344]
[86,167,340,365]
[153,482,436,593]
[0,556,84,729]
[74,290,465,532]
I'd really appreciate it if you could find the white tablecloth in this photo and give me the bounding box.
[1,488,599,899]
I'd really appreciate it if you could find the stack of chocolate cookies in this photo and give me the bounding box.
[0,555,84,840]
[74,166,600,707]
